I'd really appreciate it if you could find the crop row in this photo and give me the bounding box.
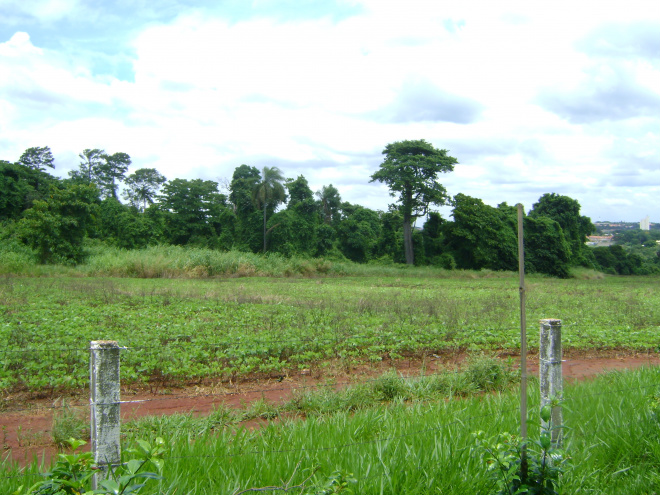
[1,275,659,392]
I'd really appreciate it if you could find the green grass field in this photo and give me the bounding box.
[1,269,660,392]
[3,365,660,494]
[2,252,660,493]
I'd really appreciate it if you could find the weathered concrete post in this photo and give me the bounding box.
[539,319,562,446]
[90,340,121,489]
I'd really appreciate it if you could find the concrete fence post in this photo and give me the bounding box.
[539,319,562,447]
[90,340,121,489]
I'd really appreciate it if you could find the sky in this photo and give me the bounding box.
[1,0,659,223]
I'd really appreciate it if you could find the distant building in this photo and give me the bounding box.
[641,216,650,230]
[586,235,614,247]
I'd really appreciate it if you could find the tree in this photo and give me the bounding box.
[336,203,381,262]
[285,175,314,205]
[158,178,228,246]
[123,168,167,211]
[0,160,57,221]
[18,146,55,171]
[229,165,261,251]
[17,184,99,264]
[422,212,446,266]
[70,148,105,184]
[252,166,287,253]
[370,139,457,265]
[316,184,342,225]
[523,215,572,278]
[529,193,594,266]
[442,194,517,271]
[95,152,131,200]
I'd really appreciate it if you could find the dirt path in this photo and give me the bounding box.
[2,351,658,468]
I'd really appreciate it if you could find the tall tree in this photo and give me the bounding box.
[370,139,457,265]
[73,148,105,184]
[95,152,131,200]
[229,165,262,251]
[18,146,54,171]
[316,184,342,225]
[252,166,287,253]
[123,168,167,211]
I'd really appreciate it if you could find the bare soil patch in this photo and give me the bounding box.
[2,351,658,468]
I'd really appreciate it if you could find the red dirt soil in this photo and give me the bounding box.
[2,351,658,468]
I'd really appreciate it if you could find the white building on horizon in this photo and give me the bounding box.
[640,216,650,230]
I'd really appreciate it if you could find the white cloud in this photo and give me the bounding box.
[1,0,659,220]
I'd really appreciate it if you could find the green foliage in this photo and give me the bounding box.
[370,139,457,265]
[122,168,167,211]
[286,175,314,204]
[591,244,659,275]
[158,178,231,247]
[316,184,342,225]
[523,215,572,278]
[473,402,567,495]
[306,471,357,494]
[253,166,287,253]
[529,193,594,267]
[336,204,381,262]
[17,184,100,264]
[73,148,105,185]
[464,353,518,392]
[443,195,518,271]
[0,161,58,221]
[95,152,131,200]
[3,272,660,393]
[22,437,164,495]
[0,226,36,273]
[6,367,660,494]
[18,146,55,171]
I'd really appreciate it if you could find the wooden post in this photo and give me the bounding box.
[90,340,121,489]
[517,204,528,477]
[539,319,563,446]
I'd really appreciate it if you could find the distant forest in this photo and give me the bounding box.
[2,143,658,277]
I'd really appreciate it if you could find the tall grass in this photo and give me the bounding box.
[2,240,526,279]
[4,366,659,494]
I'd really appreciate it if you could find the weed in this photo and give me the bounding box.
[465,353,517,392]
[52,401,89,449]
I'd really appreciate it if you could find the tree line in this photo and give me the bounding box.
[2,141,656,277]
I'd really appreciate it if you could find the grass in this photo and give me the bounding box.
[4,365,660,494]
[51,401,89,449]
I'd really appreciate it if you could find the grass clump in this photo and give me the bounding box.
[463,353,518,392]
[288,356,518,415]
[52,402,89,449]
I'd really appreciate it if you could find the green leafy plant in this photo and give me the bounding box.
[306,471,357,494]
[473,403,567,494]
[23,437,164,495]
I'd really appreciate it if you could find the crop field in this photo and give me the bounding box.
[1,273,660,393]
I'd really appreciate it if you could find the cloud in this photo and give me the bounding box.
[369,78,484,124]
[537,66,660,123]
[577,21,660,61]
[0,0,82,23]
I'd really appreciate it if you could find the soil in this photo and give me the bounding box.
[2,350,658,468]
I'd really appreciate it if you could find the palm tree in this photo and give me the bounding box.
[252,166,287,253]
